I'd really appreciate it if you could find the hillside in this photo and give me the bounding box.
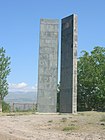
[4,92,37,104]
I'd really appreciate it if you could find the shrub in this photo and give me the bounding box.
[2,101,10,112]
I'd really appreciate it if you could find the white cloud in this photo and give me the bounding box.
[9,82,27,89]
[9,82,37,93]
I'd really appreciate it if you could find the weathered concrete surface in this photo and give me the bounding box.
[37,19,59,113]
[60,14,78,113]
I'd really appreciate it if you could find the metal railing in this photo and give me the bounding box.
[11,102,37,112]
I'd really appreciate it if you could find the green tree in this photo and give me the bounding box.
[0,47,11,100]
[78,46,105,111]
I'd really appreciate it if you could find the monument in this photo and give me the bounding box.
[37,19,59,113]
[60,14,78,113]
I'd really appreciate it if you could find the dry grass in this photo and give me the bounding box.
[100,115,105,122]
[62,125,78,131]
[0,111,105,139]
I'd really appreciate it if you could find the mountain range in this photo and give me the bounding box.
[4,91,37,105]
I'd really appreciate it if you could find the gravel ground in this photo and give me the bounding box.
[0,112,105,140]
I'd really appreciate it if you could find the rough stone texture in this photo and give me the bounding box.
[37,19,59,113]
[60,14,77,113]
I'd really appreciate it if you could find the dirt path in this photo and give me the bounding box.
[0,112,105,140]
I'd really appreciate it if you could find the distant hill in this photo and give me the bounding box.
[4,91,37,104]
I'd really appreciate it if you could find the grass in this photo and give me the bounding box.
[100,115,105,122]
[61,117,67,122]
[71,120,78,123]
[48,120,53,123]
[0,111,36,117]
[62,126,77,131]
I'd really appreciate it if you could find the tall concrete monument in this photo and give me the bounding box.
[37,19,59,113]
[60,14,78,113]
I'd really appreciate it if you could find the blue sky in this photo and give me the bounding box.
[0,0,105,92]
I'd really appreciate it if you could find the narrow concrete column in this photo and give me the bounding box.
[37,19,59,113]
[60,14,78,113]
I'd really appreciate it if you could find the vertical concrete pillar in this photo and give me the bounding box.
[37,19,59,113]
[60,14,78,113]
